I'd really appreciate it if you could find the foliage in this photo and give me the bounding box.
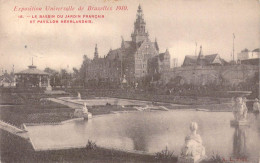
[86,140,97,151]
[201,153,224,163]
[155,146,176,161]
[44,67,61,87]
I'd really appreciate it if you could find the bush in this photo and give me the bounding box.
[201,153,224,163]
[86,140,97,151]
[155,146,176,161]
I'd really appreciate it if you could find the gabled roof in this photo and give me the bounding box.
[107,48,123,60]
[183,54,226,66]
[252,48,260,52]
[158,51,169,62]
[204,54,218,64]
[183,55,198,66]
[15,65,49,75]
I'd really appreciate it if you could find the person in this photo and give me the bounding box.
[253,98,260,113]
[180,122,205,161]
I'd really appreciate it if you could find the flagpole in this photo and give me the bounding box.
[233,33,235,62]
[195,42,197,56]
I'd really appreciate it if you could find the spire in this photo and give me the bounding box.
[121,36,125,48]
[131,4,149,43]
[137,4,143,19]
[198,45,203,58]
[94,44,98,59]
[155,37,159,51]
[28,57,36,69]
[197,45,205,66]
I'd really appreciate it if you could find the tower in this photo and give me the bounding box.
[131,4,149,43]
[94,44,98,59]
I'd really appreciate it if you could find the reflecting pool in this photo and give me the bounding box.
[26,110,260,161]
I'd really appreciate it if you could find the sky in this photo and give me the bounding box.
[0,0,260,73]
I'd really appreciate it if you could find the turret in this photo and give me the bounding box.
[94,44,99,59]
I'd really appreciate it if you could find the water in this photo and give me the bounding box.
[26,110,260,161]
[59,97,156,106]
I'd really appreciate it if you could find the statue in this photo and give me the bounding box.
[179,122,206,163]
[231,97,249,126]
[46,78,52,91]
[82,102,88,113]
[233,97,248,121]
[73,102,92,120]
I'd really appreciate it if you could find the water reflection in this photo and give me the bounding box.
[232,125,248,159]
[25,111,260,160]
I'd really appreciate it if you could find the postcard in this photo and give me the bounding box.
[0,0,259,162]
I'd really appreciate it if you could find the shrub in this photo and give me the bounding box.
[155,146,176,161]
[86,140,97,151]
[201,153,224,163]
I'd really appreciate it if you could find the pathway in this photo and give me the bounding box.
[0,120,29,140]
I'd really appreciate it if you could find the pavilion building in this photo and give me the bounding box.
[15,63,50,88]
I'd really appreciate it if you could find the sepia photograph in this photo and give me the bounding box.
[0,0,260,162]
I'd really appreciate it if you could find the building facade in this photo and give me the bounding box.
[237,48,260,61]
[237,48,260,65]
[84,5,170,86]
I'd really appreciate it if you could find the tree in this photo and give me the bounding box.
[60,69,71,88]
[71,67,82,88]
[44,67,60,87]
[79,55,91,88]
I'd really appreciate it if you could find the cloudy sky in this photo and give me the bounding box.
[0,0,259,73]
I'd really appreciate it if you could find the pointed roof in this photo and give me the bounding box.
[198,45,204,59]
[154,38,159,51]
[204,54,218,63]
[183,55,198,66]
[107,48,123,60]
[16,65,48,75]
